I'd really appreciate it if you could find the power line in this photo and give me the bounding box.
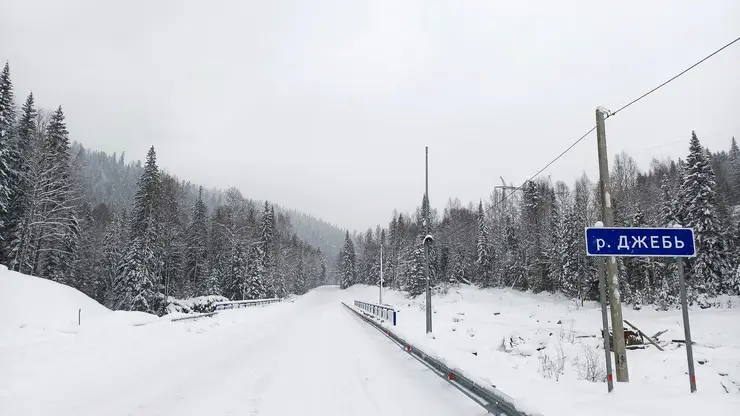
[410,35,740,247]
[441,35,740,239]
[430,125,598,245]
[608,35,740,118]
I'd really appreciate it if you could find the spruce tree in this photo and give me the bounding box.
[548,198,568,294]
[679,132,730,296]
[729,137,740,205]
[660,176,679,226]
[476,201,493,286]
[100,211,128,306]
[245,241,267,299]
[114,237,156,312]
[339,231,356,289]
[35,107,80,281]
[292,251,307,295]
[3,93,36,268]
[243,202,273,299]
[116,147,161,312]
[319,252,327,286]
[186,187,209,294]
[405,234,428,296]
[159,175,186,298]
[0,62,16,234]
[521,180,545,291]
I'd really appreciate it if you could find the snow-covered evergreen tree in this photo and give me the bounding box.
[292,251,307,295]
[159,175,186,297]
[242,202,273,299]
[245,242,268,299]
[660,176,679,227]
[116,146,161,312]
[679,132,731,296]
[476,201,493,286]
[186,187,209,294]
[0,62,15,234]
[339,231,356,289]
[405,234,430,297]
[33,107,80,282]
[521,180,548,291]
[100,210,128,305]
[3,93,36,268]
[319,252,327,286]
[728,137,739,205]
[114,237,156,312]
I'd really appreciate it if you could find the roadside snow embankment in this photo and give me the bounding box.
[342,284,740,416]
[0,266,233,347]
[0,265,110,331]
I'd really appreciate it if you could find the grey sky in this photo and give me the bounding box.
[2,0,738,232]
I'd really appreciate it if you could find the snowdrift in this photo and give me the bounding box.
[0,265,159,334]
[0,265,110,331]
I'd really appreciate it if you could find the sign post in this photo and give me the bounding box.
[585,226,697,393]
[676,257,697,392]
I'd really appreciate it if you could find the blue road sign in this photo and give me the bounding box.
[585,227,696,257]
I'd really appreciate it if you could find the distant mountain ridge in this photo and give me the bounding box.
[71,142,345,258]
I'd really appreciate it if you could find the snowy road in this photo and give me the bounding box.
[0,287,485,416]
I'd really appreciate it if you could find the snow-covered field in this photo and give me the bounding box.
[0,267,484,416]
[344,284,740,416]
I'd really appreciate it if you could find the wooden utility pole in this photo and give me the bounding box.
[595,107,629,382]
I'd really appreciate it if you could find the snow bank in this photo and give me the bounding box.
[0,265,162,340]
[341,284,740,416]
[0,265,110,332]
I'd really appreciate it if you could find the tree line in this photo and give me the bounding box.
[339,132,740,309]
[0,63,327,313]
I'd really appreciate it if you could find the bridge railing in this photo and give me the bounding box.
[353,300,397,326]
[213,298,280,311]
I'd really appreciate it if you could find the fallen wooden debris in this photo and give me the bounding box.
[652,329,668,339]
[624,319,664,351]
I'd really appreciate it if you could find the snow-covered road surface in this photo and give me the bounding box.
[0,286,485,416]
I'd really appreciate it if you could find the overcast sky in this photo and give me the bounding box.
[2,0,738,231]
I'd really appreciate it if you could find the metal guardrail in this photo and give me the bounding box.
[170,312,218,322]
[354,300,397,326]
[342,302,541,416]
[213,298,280,311]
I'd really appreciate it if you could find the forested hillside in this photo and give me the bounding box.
[69,142,345,258]
[0,63,332,314]
[338,134,740,309]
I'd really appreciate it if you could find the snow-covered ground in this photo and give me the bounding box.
[3,264,738,416]
[343,284,740,416]
[0,268,485,416]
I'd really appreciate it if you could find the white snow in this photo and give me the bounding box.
[0,269,487,416]
[0,265,161,336]
[0,265,109,332]
[3,264,738,416]
[345,284,740,416]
